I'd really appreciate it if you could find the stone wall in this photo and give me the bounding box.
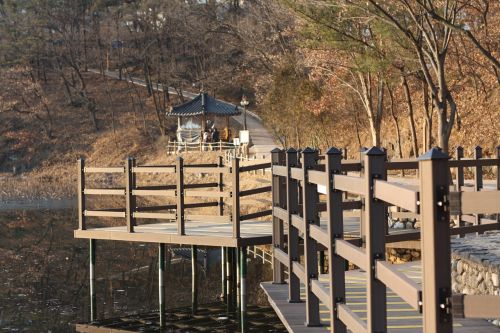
[451,231,500,326]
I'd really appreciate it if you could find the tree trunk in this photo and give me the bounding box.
[401,74,418,157]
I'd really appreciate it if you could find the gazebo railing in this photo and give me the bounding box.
[167,140,239,155]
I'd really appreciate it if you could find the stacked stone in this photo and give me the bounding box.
[451,231,500,326]
[386,248,421,264]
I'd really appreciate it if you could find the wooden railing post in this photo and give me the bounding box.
[176,157,185,235]
[286,148,300,301]
[359,146,368,239]
[232,157,240,238]
[302,148,320,327]
[474,146,483,226]
[78,158,86,230]
[455,146,464,228]
[363,147,388,333]
[325,147,347,333]
[125,157,136,233]
[218,156,225,216]
[271,148,285,283]
[419,148,453,333]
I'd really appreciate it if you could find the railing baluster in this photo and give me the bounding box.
[78,158,86,230]
[286,148,300,301]
[302,148,320,326]
[218,156,224,216]
[497,146,500,223]
[125,157,136,233]
[176,157,185,235]
[232,157,240,238]
[474,146,483,227]
[455,146,464,228]
[364,147,388,333]
[272,148,285,283]
[419,148,453,333]
[325,148,346,333]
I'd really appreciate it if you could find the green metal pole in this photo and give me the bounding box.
[89,239,96,322]
[240,247,248,333]
[192,245,198,315]
[159,244,165,327]
[222,247,227,304]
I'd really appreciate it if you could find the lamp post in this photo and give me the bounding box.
[240,95,249,131]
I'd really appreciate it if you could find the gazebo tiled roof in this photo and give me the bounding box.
[167,93,241,117]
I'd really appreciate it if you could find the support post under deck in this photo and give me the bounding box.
[227,248,234,313]
[192,245,198,315]
[221,247,227,303]
[240,246,248,333]
[236,247,241,319]
[89,239,96,322]
[159,243,165,327]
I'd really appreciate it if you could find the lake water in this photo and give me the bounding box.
[0,209,279,332]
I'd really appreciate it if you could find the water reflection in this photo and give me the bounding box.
[0,209,277,332]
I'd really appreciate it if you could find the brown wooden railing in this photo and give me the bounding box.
[270,146,500,333]
[77,156,271,238]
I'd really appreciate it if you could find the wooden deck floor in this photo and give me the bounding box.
[75,220,275,247]
[261,262,499,333]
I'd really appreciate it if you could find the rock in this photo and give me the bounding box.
[457,260,464,275]
[393,221,405,229]
[492,273,499,287]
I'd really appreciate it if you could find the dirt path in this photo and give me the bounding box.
[89,69,278,157]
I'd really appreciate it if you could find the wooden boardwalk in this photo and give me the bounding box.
[262,262,499,333]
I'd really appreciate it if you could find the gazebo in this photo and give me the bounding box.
[167,92,241,143]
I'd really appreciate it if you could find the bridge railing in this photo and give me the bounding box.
[270,146,500,333]
[77,156,271,238]
[166,140,238,155]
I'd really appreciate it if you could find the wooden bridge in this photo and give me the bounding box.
[73,145,500,332]
[263,146,500,333]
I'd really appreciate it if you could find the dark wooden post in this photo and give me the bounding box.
[271,148,285,284]
[226,248,234,313]
[325,148,346,333]
[159,243,165,327]
[286,148,300,302]
[176,157,185,235]
[78,159,86,230]
[363,147,387,333]
[419,148,453,333]
[359,146,369,239]
[240,246,248,333]
[218,156,224,216]
[302,148,320,327]
[474,146,483,226]
[221,247,227,304]
[89,239,96,322]
[232,158,241,238]
[455,147,464,228]
[125,157,136,233]
[192,245,198,315]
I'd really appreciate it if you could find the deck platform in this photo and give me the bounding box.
[261,262,499,333]
[75,220,274,247]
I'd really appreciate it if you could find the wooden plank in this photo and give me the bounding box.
[448,158,499,168]
[183,166,231,174]
[309,224,329,248]
[84,167,125,173]
[373,179,419,213]
[292,262,305,283]
[184,190,231,198]
[272,165,287,177]
[184,201,219,209]
[239,162,272,172]
[386,159,419,170]
[132,189,176,197]
[310,279,331,310]
[240,186,272,197]
[239,158,270,167]
[335,239,367,271]
[273,206,288,222]
[341,160,362,172]
[333,175,364,196]
[337,303,367,333]
[132,166,175,173]
[133,212,175,219]
[184,182,219,189]
[450,223,500,236]
[375,260,422,311]
[274,248,289,266]
[450,191,500,215]
[84,188,125,195]
[453,294,500,319]
[290,167,303,181]
[85,210,126,218]
[240,210,272,221]
[291,215,304,234]
[343,200,362,210]
[185,215,231,223]
[308,170,326,186]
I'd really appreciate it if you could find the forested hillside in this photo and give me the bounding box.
[0,0,498,178]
